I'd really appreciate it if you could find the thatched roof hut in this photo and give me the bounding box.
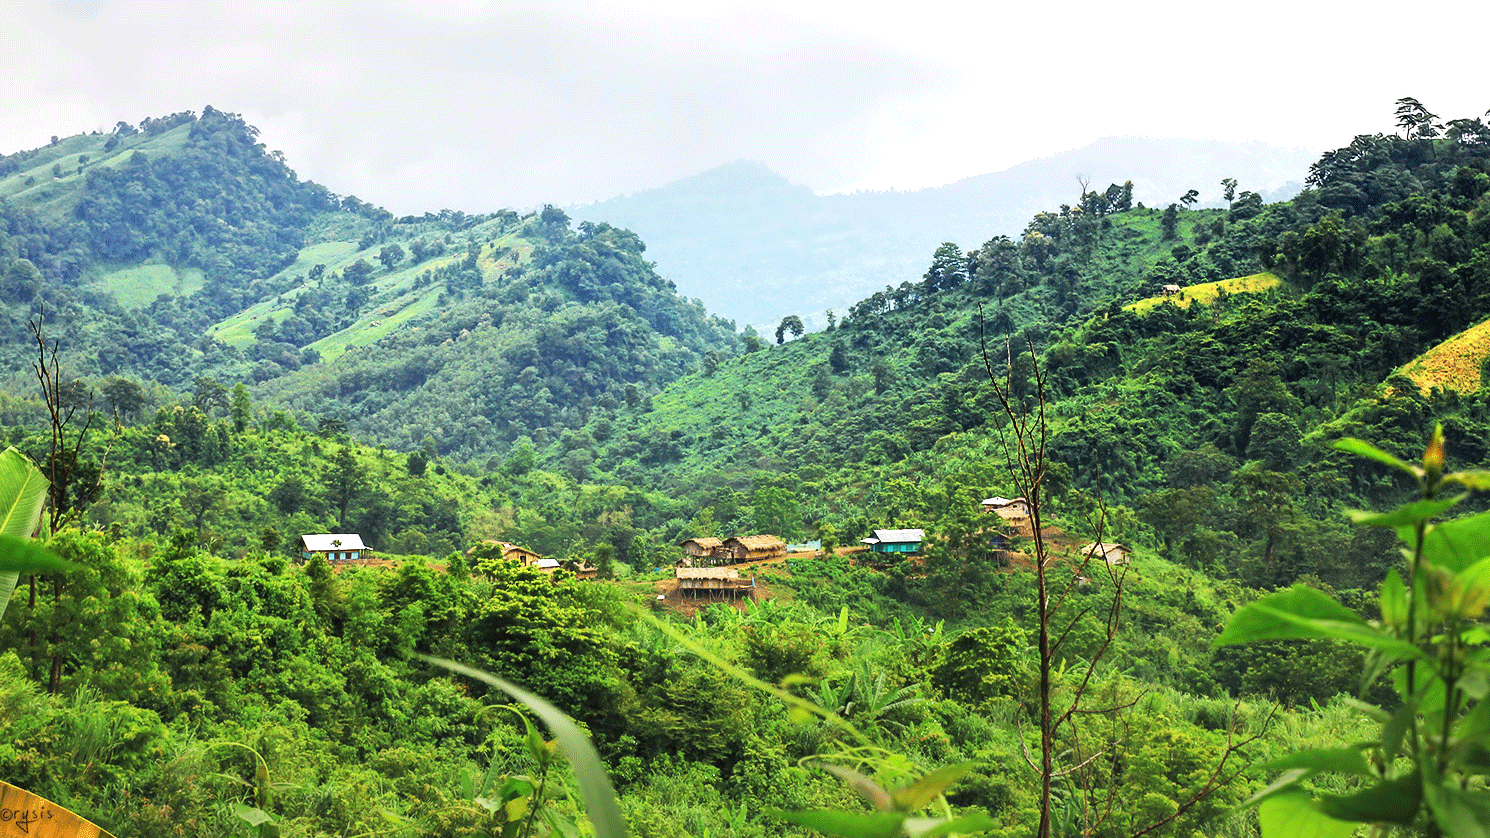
[675,566,754,598]
[1081,541,1132,566]
[719,535,787,563]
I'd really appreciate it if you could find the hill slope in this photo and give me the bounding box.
[578,138,1315,327]
[0,110,738,457]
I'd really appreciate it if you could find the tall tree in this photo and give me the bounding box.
[775,315,804,345]
[326,446,363,530]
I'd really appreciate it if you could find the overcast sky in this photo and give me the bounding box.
[3,0,1487,215]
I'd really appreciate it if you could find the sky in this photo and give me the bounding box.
[2,0,1488,216]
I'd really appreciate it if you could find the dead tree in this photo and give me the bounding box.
[978,310,1266,837]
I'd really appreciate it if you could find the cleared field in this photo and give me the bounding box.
[1398,318,1490,395]
[101,264,204,309]
[310,286,445,362]
[1125,271,1281,314]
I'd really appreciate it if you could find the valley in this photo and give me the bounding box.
[0,101,1488,837]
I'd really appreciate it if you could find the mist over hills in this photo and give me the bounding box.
[579,137,1317,328]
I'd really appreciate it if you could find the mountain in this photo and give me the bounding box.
[0,109,738,459]
[577,138,1318,328]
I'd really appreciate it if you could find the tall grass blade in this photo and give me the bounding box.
[416,655,627,838]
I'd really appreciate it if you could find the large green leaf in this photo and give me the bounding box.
[1257,790,1357,838]
[770,809,907,838]
[1345,496,1461,528]
[1258,748,1374,777]
[891,763,976,812]
[1423,784,1490,838]
[903,813,999,837]
[1332,438,1421,478]
[0,535,75,574]
[0,447,49,620]
[1317,772,1421,824]
[417,656,627,838]
[1420,511,1490,573]
[1215,585,1425,659]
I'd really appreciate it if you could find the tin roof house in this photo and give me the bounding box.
[301,533,367,562]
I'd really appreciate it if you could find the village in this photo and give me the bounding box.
[293,494,1134,608]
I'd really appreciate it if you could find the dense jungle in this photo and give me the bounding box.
[2,99,1490,837]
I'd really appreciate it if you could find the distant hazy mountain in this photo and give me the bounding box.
[578,137,1318,328]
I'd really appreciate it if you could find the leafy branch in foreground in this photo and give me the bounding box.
[0,446,76,620]
[416,654,628,838]
[1218,426,1490,836]
[635,607,994,838]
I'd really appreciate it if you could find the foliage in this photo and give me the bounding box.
[1219,427,1490,836]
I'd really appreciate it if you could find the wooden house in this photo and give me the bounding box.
[563,559,600,580]
[984,497,1035,538]
[678,537,723,567]
[675,566,755,599]
[468,540,549,568]
[300,533,367,562]
[981,496,1031,516]
[859,528,925,555]
[718,535,787,563]
[1081,541,1132,566]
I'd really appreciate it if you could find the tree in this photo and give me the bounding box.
[101,378,147,423]
[775,315,804,345]
[1221,178,1238,204]
[326,447,363,530]
[229,383,252,433]
[828,342,849,374]
[922,242,967,293]
[192,377,229,416]
[1395,95,1442,139]
[378,243,405,271]
[751,485,803,542]
[983,336,1259,838]
[343,259,374,285]
[871,358,896,395]
[1161,204,1180,240]
[1179,189,1199,208]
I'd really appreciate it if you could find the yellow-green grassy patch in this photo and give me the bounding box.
[1125,272,1281,314]
[1397,318,1490,395]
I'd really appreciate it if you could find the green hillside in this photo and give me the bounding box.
[2,100,1490,838]
[0,110,737,456]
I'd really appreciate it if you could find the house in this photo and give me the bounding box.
[1162,284,1182,296]
[562,559,599,580]
[678,537,723,567]
[675,566,756,599]
[301,533,368,562]
[718,535,787,563]
[859,528,925,555]
[467,540,548,568]
[981,496,1031,516]
[1081,541,1132,566]
[984,497,1035,538]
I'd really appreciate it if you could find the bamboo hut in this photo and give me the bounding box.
[1081,541,1132,566]
[678,537,724,567]
[718,535,787,564]
[675,566,756,600]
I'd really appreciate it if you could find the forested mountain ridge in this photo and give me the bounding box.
[539,102,1490,594]
[0,109,739,458]
[578,138,1316,328]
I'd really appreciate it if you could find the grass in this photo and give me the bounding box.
[1397,317,1490,395]
[1125,271,1281,314]
[309,286,445,362]
[99,264,204,309]
[0,125,192,217]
